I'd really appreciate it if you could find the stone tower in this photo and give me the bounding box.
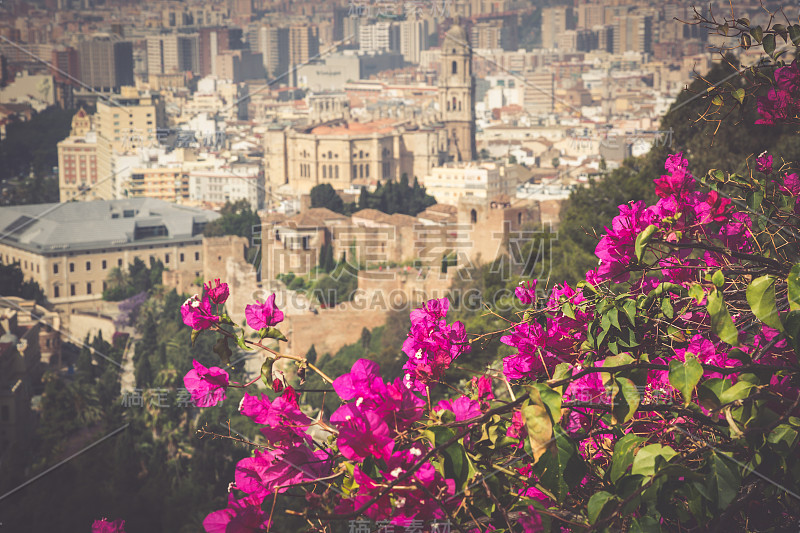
[439,20,476,162]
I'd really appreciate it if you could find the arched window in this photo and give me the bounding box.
[446,100,450,111]
[452,97,457,110]
[470,209,477,224]
[365,164,370,178]
[452,60,457,74]
[517,212,523,225]
[335,166,339,179]
[322,165,327,178]
[458,100,462,111]
[359,164,364,178]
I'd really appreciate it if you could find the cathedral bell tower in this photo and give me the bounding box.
[439,19,476,162]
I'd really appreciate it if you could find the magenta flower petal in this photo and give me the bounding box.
[245,293,284,330]
[184,359,229,407]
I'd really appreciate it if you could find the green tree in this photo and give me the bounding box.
[309,183,345,214]
[0,262,46,304]
[358,186,369,209]
[202,199,259,240]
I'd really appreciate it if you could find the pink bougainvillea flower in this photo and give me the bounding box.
[409,296,450,322]
[515,280,537,305]
[654,152,695,199]
[756,152,773,174]
[181,295,219,331]
[332,358,387,402]
[506,409,525,439]
[234,445,331,499]
[519,506,545,532]
[331,404,395,461]
[436,395,482,422]
[91,519,126,533]
[779,173,800,196]
[245,293,284,330]
[204,278,229,305]
[472,375,494,400]
[402,299,469,392]
[756,88,796,125]
[203,493,271,533]
[184,359,229,407]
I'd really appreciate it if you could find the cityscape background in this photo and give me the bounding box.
[0,0,792,530]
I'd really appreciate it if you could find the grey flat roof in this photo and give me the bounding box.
[0,198,220,255]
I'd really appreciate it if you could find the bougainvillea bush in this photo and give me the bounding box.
[173,144,800,531]
[97,16,800,533]
[173,52,800,533]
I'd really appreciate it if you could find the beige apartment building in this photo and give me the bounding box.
[422,161,515,205]
[58,108,99,202]
[0,199,219,305]
[95,87,167,200]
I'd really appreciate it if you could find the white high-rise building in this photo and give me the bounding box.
[359,22,400,53]
[399,18,430,64]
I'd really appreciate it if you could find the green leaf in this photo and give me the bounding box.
[235,334,253,351]
[212,337,232,364]
[698,378,733,410]
[526,383,563,424]
[784,310,800,357]
[260,327,288,342]
[191,329,201,347]
[635,224,657,261]
[602,352,635,369]
[611,433,646,483]
[608,307,621,331]
[747,189,764,211]
[622,299,637,326]
[711,95,723,106]
[440,440,468,487]
[552,363,572,384]
[712,269,725,288]
[752,25,763,43]
[669,354,704,406]
[424,425,456,448]
[522,404,554,462]
[747,275,783,331]
[260,358,274,388]
[587,491,616,523]
[790,24,800,46]
[718,381,754,405]
[688,284,705,305]
[707,453,740,510]
[661,298,674,319]
[788,264,800,311]
[561,301,576,320]
[531,426,585,501]
[768,424,800,453]
[732,88,745,104]
[763,33,776,55]
[630,516,662,533]
[707,289,740,346]
[631,444,677,478]
[616,377,641,423]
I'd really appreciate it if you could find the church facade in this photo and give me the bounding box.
[263,22,476,196]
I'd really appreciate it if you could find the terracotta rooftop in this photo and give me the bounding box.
[351,209,418,227]
[310,118,397,136]
[281,207,348,228]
